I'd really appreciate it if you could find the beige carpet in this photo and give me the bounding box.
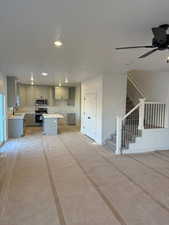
[1,128,169,225]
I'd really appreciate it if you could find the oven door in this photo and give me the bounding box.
[35,113,43,123]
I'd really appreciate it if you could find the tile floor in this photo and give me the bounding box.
[1,128,169,225]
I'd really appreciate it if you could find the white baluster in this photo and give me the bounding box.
[116,116,122,154]
[138,98,145,130]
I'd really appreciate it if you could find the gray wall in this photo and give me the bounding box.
[0,73,8,141]
[0,73,6,94]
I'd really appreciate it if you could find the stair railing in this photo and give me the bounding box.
[144,102,167,129]
[116,98,168,154]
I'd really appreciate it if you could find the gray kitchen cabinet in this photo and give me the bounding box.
[18,84,52,106]
[7,76,18,107]
[67,87,76,105]
[8,119,24,138]
[18,84,27,106]
[43,118,58,135]
[55,87,69,100]
[67,113,76,125]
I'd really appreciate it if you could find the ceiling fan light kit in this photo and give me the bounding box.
[116,24,169,58]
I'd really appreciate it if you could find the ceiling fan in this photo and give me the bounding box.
[116,24,169,58]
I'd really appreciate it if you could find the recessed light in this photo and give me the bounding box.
[64,77,68,83]
[30,72,34,81]
[41,72,48,76]
[54,41,63,47]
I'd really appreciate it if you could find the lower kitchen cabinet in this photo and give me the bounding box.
[43,118,58,135]
[8,119,24,138]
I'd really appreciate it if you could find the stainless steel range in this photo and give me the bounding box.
[34,98,48,126]
[35,107,48,124]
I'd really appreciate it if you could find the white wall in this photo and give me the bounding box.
[81,76,103,144]
[129,70,169,102]
[127,129,169,154]
[102,73,127,142]
[81,73,127,144]
[130,70,169,127]
[127,79,143,106]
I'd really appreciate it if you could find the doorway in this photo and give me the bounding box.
[84,93,97,140]
[0,94,6,145]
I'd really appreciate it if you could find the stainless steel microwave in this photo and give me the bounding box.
[35,99,48,105]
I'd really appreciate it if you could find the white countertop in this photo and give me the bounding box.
[8,113,26,120]
[43,113,64,119]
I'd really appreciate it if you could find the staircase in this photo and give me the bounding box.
[105,133,116,152]
[106,97,167,154]
[121,96,140,149]
[105,96,140,152]
[105,74,168,154]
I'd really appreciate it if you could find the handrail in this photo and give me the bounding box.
[145,101,166,105]
[122,99,165,121]
[122,102,141,121]
[128,74,145,98]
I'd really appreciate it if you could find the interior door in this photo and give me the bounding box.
[84,93,97,140]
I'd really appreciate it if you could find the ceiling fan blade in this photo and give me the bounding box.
[138,48,158,58]
[116,46,153,50]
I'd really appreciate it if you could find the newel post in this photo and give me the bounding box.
[165,104,169,128]
[138,98,145,130]
[116,116,122,155]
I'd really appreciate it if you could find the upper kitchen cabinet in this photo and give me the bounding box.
[7,76,19,107]
[55,87,69,100]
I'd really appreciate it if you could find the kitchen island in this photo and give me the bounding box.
[43,114,64,135]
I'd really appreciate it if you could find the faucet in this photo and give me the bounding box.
[12,104,17,115]
[12,107,15,115]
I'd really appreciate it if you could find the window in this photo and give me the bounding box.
[0,94,6,145]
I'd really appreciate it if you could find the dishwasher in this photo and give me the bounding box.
[67,113,76,125]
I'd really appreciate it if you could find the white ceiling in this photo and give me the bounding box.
[0,0,169,85]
